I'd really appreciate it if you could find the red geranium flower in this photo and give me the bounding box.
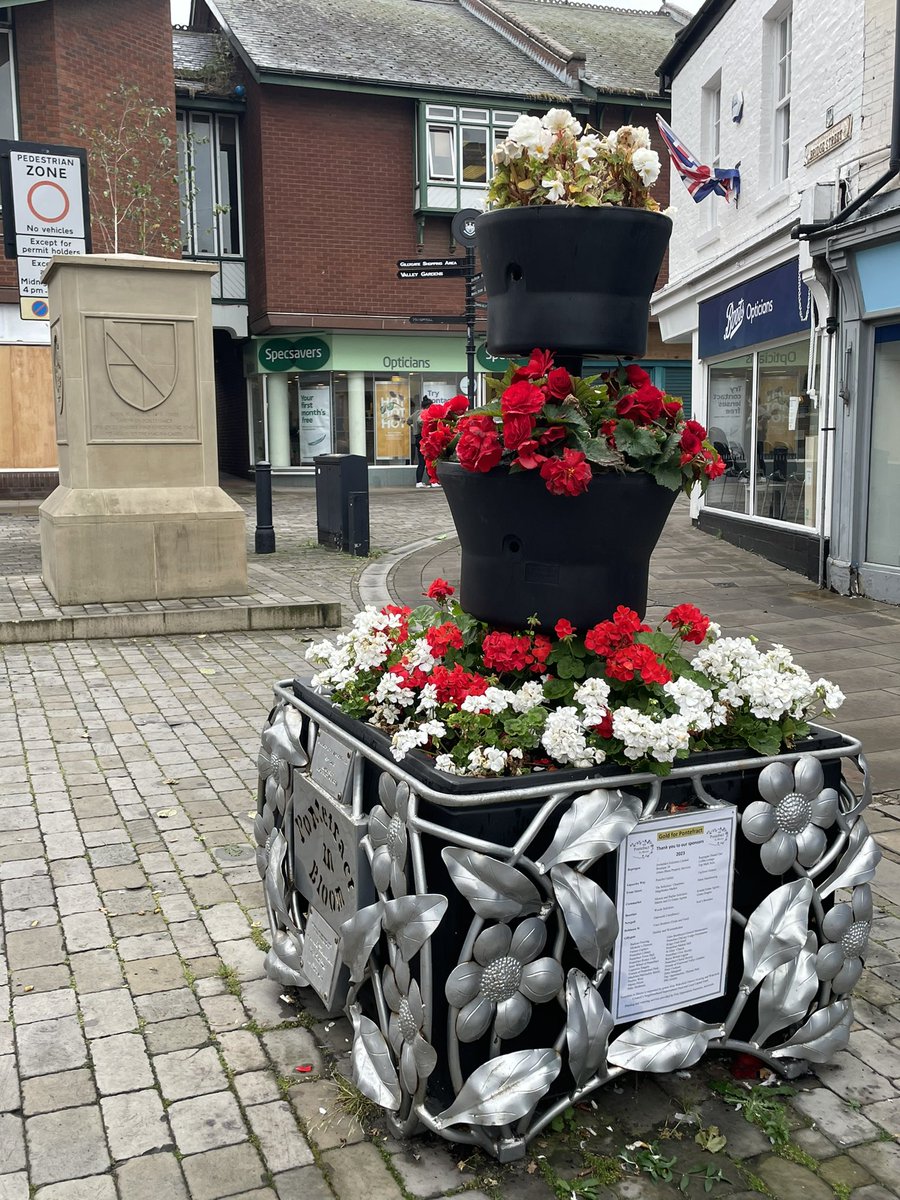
[584,606,648,656]
[456,414,502,474]
[426,578,455,602]
[502,381,547,417]
[546,367,573,399]
[531,635,552,671]
[481,631,534,673]
[426,620,464,657]
[512,348,555,381]
[539,448,592,496]
[593,711,614,739]
[554,618,576,639]
[503,413,535,451]
[665,603,710,645]
[430,663,489,707]
[606,642,672,685]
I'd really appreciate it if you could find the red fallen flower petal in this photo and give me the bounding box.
[295,1064,313,1073]
[730,1053,764,1080]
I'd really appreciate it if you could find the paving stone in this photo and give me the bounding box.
[738,1157,834,1200]
[100,887,155,916]
[35,1177,117,1200]
[62,912,112,953]
[0,1113,25,1174]
[144,1015,210,1054]
[323,1143,405,1200]
[272,1166,333,1200]
[50,859,92,887]
[154,1046,229,1101]
[123,955,186,994]
[55,883,102,916]
[10,965,71,996]
[815,1050,899,1104]
[5,907,58,933]
[0,1056,20,1114]
[792,1085,881,1146]
[390,1145,476,1198]
[234,1072,282,1107]
[244,1101,314,1173]
[70,949,125,994]
[44,831,86,861]
[22,1068,97,1116]
[217,1031,268,1074]
[200,994,249,1032]
[261,1028,323,1078]
[303,1088,366,1154]
[235,980,295,1028]
[91,1032,154,1095]
[80,989,138,1038]
[0,875,54,910]
[17,1016,87,1079]
[186,956,221,981]
[94,865,146,891]
[116,1152,189,1200]
[90,843,138,868]
[101,1089,172,1161]
[862,1097,900,1135]
[818,1153,873,1191]
[135,988,200,1023]
[117,931,177,961]
[201,904,252,943]
[169,921,217,959]
[25,1105,110,1185]
[168,1091,247,1154]
[0,1176,28,1200]
[792,1126,840,1160]
[848,1186,899,1200]
[5,926,65,970]
[849,1138,900,1190]
[181,1143,267,1200]
[12,988,77,1025]
[216,939,267,982]
[0,856,47,878]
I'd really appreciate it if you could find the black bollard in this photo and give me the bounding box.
[254,461,276,554]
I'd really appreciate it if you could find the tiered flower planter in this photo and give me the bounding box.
[256,679,878,1161]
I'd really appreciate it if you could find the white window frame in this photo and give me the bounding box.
[422,105,523,187]
[701,75,722,231]
[177,109,244,259]
[773,8,792,183]
[0,22,19,142]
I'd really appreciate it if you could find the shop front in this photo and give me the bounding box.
[695,259,826,579]
[245,332,479,486]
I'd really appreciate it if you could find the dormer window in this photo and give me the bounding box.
[417,105,518,212]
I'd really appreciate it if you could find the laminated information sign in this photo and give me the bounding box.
[612,806,737,1023]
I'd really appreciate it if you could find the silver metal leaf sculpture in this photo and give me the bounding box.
[607,1011,722,1073]
[350,1007,402,1111]
[434,1048,561,1129]
[771,999,853,1062]
[441,847,541,921]
[739,878,814,991]
[264,946,309,989]
[382,894,448,962]
[550,865,618,969]
[818,819,882,899]
[537,789,643,872]
[339,901,383,983]
[752,932,818,1047]
[566,969,614,1087]
[264,831,290,922]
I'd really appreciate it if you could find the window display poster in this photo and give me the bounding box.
[299,383,332,460]
[420,379,459,405]
[612,806,737,1024]
[375,379,410,459]
[708,375,748,449]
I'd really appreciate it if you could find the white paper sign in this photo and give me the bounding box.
[708,375,748,449]
[612,806,737,1024]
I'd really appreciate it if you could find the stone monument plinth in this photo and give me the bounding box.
[40,255,248,604]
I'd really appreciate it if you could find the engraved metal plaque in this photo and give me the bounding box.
[301,906,342,1008]
[310,730,354,802]
[292,770,374,934]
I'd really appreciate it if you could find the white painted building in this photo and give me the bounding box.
[653,0,900,597]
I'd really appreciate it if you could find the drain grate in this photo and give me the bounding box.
[712,582,739,588]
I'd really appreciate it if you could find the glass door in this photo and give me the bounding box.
[867,325,900,567]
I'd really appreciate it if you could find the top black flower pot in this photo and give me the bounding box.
[437,461,677,633]
[476,206,672,359]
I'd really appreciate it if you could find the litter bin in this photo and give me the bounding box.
[314,454,369,555]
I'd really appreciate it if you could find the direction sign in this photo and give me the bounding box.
[408,315,467,324]
[397,267,469,280]
[397,257,469,270]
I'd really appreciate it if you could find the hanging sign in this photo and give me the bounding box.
[612,806,737,1024]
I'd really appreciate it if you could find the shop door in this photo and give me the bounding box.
[865,325,900,576]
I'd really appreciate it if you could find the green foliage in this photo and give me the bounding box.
[713,1082,795,1149]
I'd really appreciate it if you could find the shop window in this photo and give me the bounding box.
[419,105,519,211]
[867,325,900,566]
[177,111,243,258]
[704,336,819,528]
[0,24,18,142]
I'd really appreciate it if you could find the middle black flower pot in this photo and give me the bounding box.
[437,461,677,632]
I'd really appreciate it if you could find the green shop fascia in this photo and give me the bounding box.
[244,332,520,484]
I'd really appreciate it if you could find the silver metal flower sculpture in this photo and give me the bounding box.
[742,755,838,874]
[383,960,437,1093]
[445,918,564,1043]
[816,884,873,994]
[370,774,410,896]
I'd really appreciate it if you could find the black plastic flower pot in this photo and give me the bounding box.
[476,206,672,359]
[437,461,677,633]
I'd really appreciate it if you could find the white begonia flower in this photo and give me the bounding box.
[542,108,582,136]
[542,174,566,203]
[507,114,545,149]
[632,147,661,187]
[631,125,652,149]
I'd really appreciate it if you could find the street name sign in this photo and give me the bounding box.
[397,266,470,280]
[409,315,467,324]
[397,257,469,270]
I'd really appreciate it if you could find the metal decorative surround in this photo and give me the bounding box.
[256,682,878,1162]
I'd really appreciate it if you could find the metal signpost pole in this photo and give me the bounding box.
[465,245,476,408]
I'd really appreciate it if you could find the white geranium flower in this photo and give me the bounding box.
[632,147,661,187]
[509,681,546,713]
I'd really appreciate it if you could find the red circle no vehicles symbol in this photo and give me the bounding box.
[26,180,70,224]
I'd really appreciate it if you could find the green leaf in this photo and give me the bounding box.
[746,726,783,757]
[543,676,574,701]
[613,420,660,459]
[583,437,622,466]
[650,463,684,491]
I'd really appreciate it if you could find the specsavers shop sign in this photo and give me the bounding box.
[699,260,812,359]
[256,335,331,373]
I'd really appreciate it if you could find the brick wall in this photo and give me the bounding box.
[0,0,180,292]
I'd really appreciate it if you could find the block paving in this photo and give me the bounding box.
[0,483,899,1198]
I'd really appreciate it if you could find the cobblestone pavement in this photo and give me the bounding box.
[1,485,900,1200]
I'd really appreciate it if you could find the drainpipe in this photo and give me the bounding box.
[792,0,900,240]
[817,275,839,589]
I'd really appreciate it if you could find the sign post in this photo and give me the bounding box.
[0,139,91,321]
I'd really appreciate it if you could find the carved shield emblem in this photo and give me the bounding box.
[104,319,178,411]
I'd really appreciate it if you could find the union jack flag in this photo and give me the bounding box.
[655,114,741,203]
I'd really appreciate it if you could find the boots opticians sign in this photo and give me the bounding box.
[256,336,331,373]
[699,260,812,359]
